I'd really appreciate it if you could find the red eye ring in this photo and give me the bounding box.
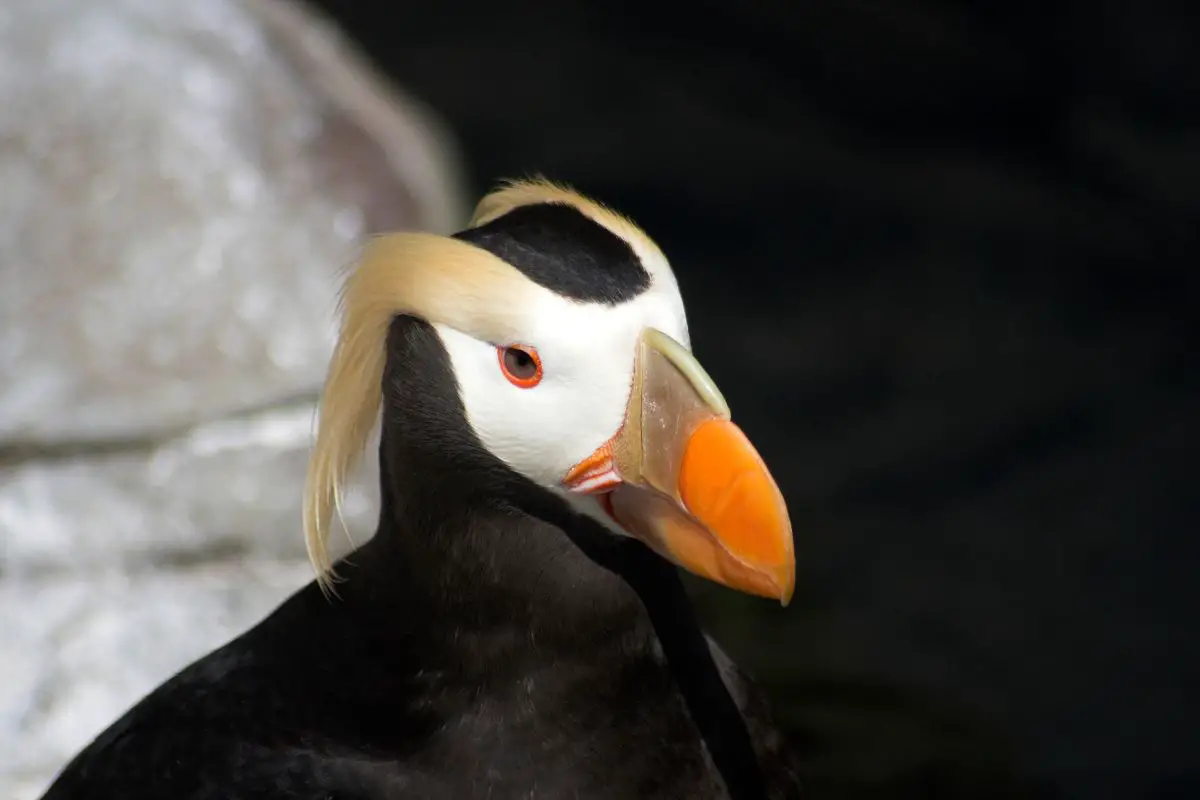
[497,344,543,388]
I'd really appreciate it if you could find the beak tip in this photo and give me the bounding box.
[773,562,796,607]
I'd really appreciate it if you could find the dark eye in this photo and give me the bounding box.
[498,345,543,388]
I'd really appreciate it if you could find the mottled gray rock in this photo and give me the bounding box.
[0,0,465,445]
[0,0,465,793]
[0,563,316,799]
[0,403,378,577]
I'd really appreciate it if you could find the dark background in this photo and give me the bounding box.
[307,2,1198,798]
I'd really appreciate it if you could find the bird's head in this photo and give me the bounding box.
[303,179,795,604]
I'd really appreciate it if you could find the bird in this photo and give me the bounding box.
[40,178,805,799]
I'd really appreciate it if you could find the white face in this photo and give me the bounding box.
[434,248,689,490]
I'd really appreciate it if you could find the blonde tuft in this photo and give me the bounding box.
[302,232,542,590]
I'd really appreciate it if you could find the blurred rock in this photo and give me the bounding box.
[0,562,315,799]
[0,403,378,577]
[0,0,465,793]
[0,0,465,445]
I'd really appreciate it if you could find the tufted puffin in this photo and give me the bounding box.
[40,179,804,799]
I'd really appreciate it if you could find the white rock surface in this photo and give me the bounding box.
[0,563,316,799]
[0,403,379,577]
[0,0,465,794]
[0,0,464,445]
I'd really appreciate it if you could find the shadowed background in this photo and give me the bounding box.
[306,2,1197,798]
[1,1,1195,798]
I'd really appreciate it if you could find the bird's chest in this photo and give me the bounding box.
[398,655,729,799]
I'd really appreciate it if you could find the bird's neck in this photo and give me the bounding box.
[360,432,771,799]
[313,320,769,797]
[428,506,638,629]
[339,317,644,642]
[356,416,646,647]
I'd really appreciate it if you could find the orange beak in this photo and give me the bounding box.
[563,329,795,605]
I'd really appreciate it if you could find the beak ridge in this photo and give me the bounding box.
[565,329,796,605]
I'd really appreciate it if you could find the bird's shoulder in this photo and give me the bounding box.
[704,635,806,799]
[38,584,433,799]
[38,583,737,799]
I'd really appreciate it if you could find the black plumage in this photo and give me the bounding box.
[455,202,651,304]
[40,198,804,800]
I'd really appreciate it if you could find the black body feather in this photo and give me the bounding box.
[40,317,803,800]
